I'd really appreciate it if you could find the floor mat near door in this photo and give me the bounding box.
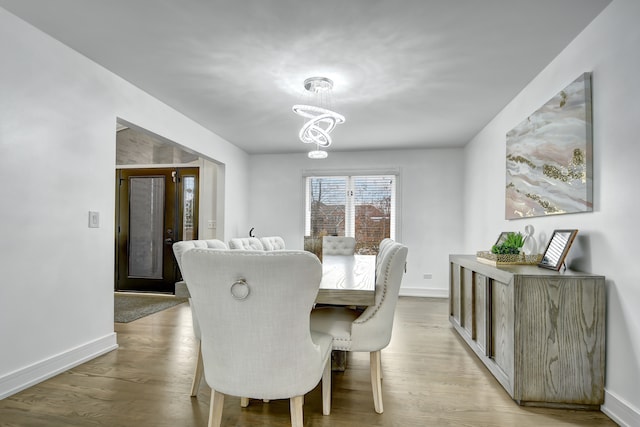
[114,292,188,323]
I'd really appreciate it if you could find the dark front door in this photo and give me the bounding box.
[115,167,199,293]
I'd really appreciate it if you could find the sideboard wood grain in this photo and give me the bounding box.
[449,255,606,409]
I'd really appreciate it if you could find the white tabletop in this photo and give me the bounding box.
[316,254,376,306]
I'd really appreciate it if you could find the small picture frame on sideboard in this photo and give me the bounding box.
[538,229,579,271]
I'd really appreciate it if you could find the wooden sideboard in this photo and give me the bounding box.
[449,254,606,409]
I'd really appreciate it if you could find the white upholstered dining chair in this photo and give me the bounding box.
[311,239,408,414]
[376,237,395,270]
[228,237,265,250]
[180,249,333,427]
[260,236,286,251]
[172,239,228,396]
[322,236,356,256]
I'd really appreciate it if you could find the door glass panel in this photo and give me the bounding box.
[306,176,347,237]
[352,175,395,254]
[128,176,165,279]
[304,175,395,256]
[182,176,196,240]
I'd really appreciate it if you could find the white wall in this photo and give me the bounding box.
[248,149,464,296]
[462,0,640,424]
[0,8,249,398]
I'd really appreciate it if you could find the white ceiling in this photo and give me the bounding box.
[1,0,611,154]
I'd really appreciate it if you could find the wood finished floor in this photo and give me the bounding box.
[0,297,617,426]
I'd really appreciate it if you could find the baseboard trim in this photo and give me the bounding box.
[0,333,118,399]
[400,287,448,298]
[602,389,640,427]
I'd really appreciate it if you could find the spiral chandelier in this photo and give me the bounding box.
[292,77,345,159]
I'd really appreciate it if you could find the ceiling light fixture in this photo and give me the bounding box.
[307,149,328,159]
[292,76,345,159]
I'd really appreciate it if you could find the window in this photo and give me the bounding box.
[305,174,396,254]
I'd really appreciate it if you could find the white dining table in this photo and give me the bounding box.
[175,253,376,306]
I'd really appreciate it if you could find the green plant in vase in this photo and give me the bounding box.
[491,232,525,255]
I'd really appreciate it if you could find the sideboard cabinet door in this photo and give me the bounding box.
[474,273,487,353]
[449,262,461,325]
[513,276,606,405]
[489,278,514,394]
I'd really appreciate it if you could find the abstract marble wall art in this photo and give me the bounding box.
[505,73,593,220]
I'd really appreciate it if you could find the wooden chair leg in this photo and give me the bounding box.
[208,390,224,427]
[370,350,383,413]
[190,341,204,397]
[290,395,304,427]
[322,357,331,415]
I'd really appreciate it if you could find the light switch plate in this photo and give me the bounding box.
[88,211,100,228]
